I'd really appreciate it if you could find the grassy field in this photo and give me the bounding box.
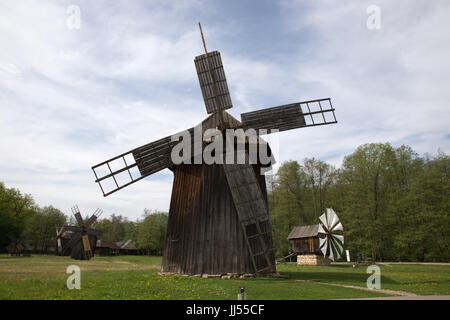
[0,254,448,300]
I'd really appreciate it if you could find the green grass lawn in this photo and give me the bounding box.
[0,254,448,300]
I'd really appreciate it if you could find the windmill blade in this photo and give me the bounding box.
[84,214,98,229]
[57,238,62,254]
[327,208,338,229]
[91,128,194,197]
[318,208,344,261]
[319,236,328,255]
[331,221,343,233]
[318,213,328,232]
[87,229,102,236]
[241,102,305,132]
[71,205,84,226]
[325,208,332,228]
[195,50,233,114]
[56,226,65,238]
[222,161,275,274]
[240,98,337,133]
[93,208,103,218]
[74,212,83,226]
[333,234,344,247]
[84,209,103,229]
[328,238,335,261]
[330,236,342,260]
[318,223,326,235]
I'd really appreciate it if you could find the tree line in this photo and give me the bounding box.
[93,210,168,255]
[0,182,168,255]
[268,143,449,262]
[1,142,448,261]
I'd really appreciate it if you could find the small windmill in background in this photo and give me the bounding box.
[287,208,344,266]
[91,23,337,275]
[318,208,344,261]
[61,205,102,260]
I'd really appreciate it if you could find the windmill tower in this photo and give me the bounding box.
[91,24,337,275]
[62,205,102,260]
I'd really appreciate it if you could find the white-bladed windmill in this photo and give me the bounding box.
[318,208,344,261]
[91,23,337,275]
[62,205,102,260]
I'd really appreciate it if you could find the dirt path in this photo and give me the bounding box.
[295,279,416,297]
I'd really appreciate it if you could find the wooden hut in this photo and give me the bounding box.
[287,224,330,266]
[95,240,121,256]
[116,240,138,255]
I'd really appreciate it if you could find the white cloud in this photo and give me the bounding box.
[0,0,448,220]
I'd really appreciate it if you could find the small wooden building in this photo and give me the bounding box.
[95,240,121,256]
[287,224,330,266]
[116,240,138,255]
[287,225,320,254]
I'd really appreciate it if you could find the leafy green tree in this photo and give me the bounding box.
[136,210,168,255]
[339,143,398,261]
[95,214,128,242]
[302,157,337,219]
[23,206,67,253]
[0,182,38,249]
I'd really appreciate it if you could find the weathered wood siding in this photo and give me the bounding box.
[70,235,97,260]
[161,163,270,275]
[290,237,319,254]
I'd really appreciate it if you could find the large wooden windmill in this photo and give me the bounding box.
[91,24,337,275]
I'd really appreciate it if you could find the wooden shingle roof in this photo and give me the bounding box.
[96,240,121,249]
[287,224,319,240]
[116,240,137,250]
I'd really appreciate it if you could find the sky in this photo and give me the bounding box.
[0,0,449,221]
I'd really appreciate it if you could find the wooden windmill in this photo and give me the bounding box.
[55,226,66,256]
[91,24,337,275]
[62,205,102,260]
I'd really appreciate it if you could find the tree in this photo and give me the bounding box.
[23,206,67,253]
[339,143,397,261]
[0,182,38,249]
[136,210,168,255]
[95,214,128,242]
[302,157,337,219]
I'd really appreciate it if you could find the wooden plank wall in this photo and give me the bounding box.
[290,237,319,254]
[162,163,270,275]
